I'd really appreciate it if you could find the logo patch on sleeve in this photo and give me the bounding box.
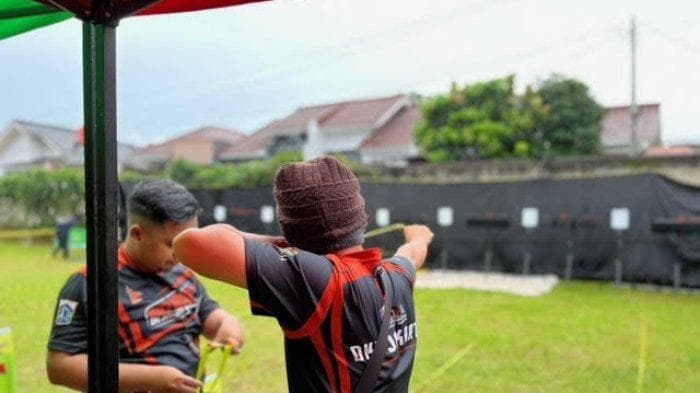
[55,299,79,326]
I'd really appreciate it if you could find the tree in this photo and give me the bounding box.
[415,75,547,162]
[535,74,604,156]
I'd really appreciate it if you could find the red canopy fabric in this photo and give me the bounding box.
[139,0,268,16]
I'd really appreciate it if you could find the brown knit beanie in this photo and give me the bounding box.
[274,156,368,254]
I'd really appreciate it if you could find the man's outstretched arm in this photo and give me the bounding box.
[173,224,286,288]
[394,224,434,270]
[46,351,202,393]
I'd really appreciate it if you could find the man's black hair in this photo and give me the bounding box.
[128,179,201,224]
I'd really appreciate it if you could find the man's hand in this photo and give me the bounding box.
[148,365,202,393]
[216,323,245,354]
[203,309,245,354]
[403,225,434,245]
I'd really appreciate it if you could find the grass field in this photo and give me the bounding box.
[1,242,699,392]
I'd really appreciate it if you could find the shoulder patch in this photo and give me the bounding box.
[55,299,79,326]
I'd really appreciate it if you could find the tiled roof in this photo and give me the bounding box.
[360,106,420,149]
[132,126,244,157]
[219,94,406,160]
[317,95,405,127]
[602,104,661,148]
[8,119,81,155]
[644,146,696,157]
[1,120,134,166]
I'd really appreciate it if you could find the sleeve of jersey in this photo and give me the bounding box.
[244,238,333,330]
[47,273,89,354]
[197,281,220,322]
[386,255,417,284]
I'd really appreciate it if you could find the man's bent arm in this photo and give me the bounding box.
[205,224,288,247]
[174,224,284,288]
[47,351,202,393]
[47,352,88,392]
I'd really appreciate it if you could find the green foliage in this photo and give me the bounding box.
[0,168,84,228]
[416,76,547,161]
[167,159,202,186]
[165,151,304,190]
[537,74,604,155]
[0,152,305,228]
[416,74,603,161]
[118,169,152,184]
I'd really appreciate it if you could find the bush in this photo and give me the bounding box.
[165,151,304,190]
[0,151,382,229]
[0,168,84,228]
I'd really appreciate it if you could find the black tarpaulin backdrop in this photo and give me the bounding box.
[171,174,700,287]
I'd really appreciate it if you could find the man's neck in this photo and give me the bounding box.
[124,242,153,274]
[334,245,364,255]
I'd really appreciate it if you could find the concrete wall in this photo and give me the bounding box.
[366,155,700,186]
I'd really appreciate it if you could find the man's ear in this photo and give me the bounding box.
[129,225,142,241]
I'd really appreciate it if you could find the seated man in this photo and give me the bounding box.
[47,179,244,393]
[173,156,434,393]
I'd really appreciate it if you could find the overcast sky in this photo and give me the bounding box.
[1,0,699,146]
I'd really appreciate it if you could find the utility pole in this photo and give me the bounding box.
[630,14,639,156]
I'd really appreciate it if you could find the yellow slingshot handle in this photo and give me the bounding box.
[196,342,235,393]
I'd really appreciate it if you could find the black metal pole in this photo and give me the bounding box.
[83,21,119,393]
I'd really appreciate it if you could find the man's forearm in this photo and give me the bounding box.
[395,240,429,269]
[47,352,88,392]
[47,352,168,392]
[206,224,287,246]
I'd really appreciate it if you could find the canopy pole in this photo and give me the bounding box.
[82,21,119,393]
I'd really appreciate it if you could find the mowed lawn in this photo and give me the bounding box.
[1,243,698,393]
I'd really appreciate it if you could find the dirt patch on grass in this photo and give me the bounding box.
[416,269,559,297]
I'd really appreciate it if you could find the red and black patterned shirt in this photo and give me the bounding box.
[246,239,418,393]
[48,247,220,376]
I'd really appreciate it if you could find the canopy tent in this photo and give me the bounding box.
[0,0,266,39]
[0,1,69,40]
[1,1,268,391]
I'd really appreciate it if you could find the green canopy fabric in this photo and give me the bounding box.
[0,0,269,40]
[0,1,70,40]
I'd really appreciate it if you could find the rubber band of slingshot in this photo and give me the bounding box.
[364,223,406,239]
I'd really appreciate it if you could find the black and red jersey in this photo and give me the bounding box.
[245,239,418,393]
[48,246,220,377]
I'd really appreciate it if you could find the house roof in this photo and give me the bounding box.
[3,119,80,155]
[316,94,405,128]
[219,94,407,160]
[360,106,420,150]
[132,126,244,158]
[644,146,697,157]
[0,119,134,166]
[602,104,661,148]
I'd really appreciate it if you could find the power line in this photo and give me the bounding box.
[124,22,622,110]
[640,20,700,57]
[457,26,620,74]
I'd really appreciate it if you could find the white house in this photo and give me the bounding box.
[0,120,134,176]
[218,94,422,166]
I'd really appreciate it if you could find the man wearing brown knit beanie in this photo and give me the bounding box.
[173,156,434,393]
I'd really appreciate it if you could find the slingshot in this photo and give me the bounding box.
[364,223,405,239]
[196,342,235,393]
